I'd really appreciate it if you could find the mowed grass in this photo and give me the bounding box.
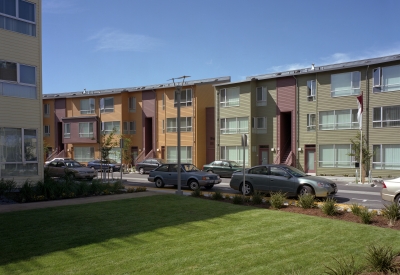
[1,194,400,275]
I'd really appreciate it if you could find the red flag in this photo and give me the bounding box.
[357,92,363,129]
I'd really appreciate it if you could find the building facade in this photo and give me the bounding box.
[0,0,43,183]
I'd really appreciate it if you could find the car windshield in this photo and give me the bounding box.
[64,161,82,168]
[183,164,200,172]
[228,161,241,167]
[282,166,307,177]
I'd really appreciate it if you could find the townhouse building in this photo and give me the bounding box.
[0,0,42,182]
[43,77,230,168]
[214,54,400,177]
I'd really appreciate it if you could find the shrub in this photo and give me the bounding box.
[191,188,202,197]
[365,245,399,273]
[324,256,360,275]
[321,198,337,216]
[18,180,36,202]
[211,190,223,200]
[232,194,243,204]
[0,178,17,196]
[381,202,400,227]
[35,179,57,200]
[251,190,264,205]
[269,191,286,209]
[350,203,363,216]
[358,208,375,224]
[297,194,316,209]
[75,181,90,197]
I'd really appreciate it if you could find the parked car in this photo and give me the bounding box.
[230,164,337,197]
[87,159,121,172]
[202,160,242,177]
[135,158,165,174]
[148,163,221,190]
[381,177,400,206]
[45,160,97,180]
[45,158,73,165]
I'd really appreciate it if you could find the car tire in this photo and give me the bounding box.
[189,180,200,191]
[395,194,400,207]
[240,182,253,196]
[154,178,165,188]
[139,168,144,175]
[204,184,214,190]
[298,185,314,196]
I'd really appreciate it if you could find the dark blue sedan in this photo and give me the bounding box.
[87,159,121,172]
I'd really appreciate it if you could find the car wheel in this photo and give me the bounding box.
[395,194,400,208]
[204,184,214,190]
[189,180,200,191]
[139,168,144,175]
[154,178,165,188]
[240,182,253,196]
[298,185,314,196]
[207,170,214,174]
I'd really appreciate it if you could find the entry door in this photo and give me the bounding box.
[259,146,269,165]
[305,147,316,173]
[131,147,138,165]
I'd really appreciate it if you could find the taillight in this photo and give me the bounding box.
[382,182,387,188]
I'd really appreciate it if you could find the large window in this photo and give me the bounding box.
[0,0,36,36]
[307,80,316,101]
[373,105,400,128]
[256,87,267,106]
[373,144,400,170]
[129,97,136,112]
[100,97,114,113]
[80,98,95,114]
[166,117,192,132]
[331,71,361,97]
[74,147,94,162]
[307,114,316,131]
[64,123,70,138]
[108,148,121,162]
[0,60,36,99]
[220,87,240,107]
[102,121,120,134]
[319,109,358,130]
[123,121,136,134]
[0,127,38,177]
[252,117,266,134]
[373,65,400,93]
[167,146,192,163]
[319,144,353,168]
[174,89,192,107]
[79,122,94,138]
[220,146,249,166]
[220,117,248,134]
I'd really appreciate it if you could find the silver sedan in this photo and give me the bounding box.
[381,177,400,206]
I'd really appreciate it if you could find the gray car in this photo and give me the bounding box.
[45,160,97,180]
[148,163,221,190]
[230,164,337,197]
[381,177,400,206]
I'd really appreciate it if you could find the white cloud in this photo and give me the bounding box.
[269,63,311,72]
[43,0,82,14]
[88,28,162,52]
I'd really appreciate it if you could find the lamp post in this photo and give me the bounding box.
[168,76,190,195]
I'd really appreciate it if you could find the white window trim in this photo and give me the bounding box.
[307,80,316,101]
[319,109,358,130]
[372,144,400,170]
[373,105,400,128]
[166,117,192,132]
[373,65,400,93]
[220,146,249,166]
[331,71,361,97]
[79,122,94,138]
[256,87,267,106]
[100,97,114,113]
[220,87,240,107]
[174,89,192,107]
[64,123,70,138]
[80,98,95,114]
[220,117,249,134]
[252,117,266,134]
[307,114,316,131]
[318,144,354,168]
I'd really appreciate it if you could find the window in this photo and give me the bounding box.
[123,121,136,134]
[74,147,94,162]
[102,121,120,134]
[162,119,165,133]
[252,117,266,134]
[44,125,50,136]
[220,117,248,134]
[79,122,94,138]
[0,127,38,177]
[373,65,400,93]
[64,123,70,138]
[166,117,192,132]
[43,104,50,117]
[129,97,136,112]
[0,60,36,99]
[307,80,316,101]
[220,146,249,166]
[373,144,400,170]
[80,98,95,114]
[256,87,267,106]
[174,89,192,107]
[167,146,192,163]
[319,144,353,168]
[100,97,114,113]
[373,105,400,128]
[162,93,165,110]
[319,109,358,130]
[108,148,121,162]
[220,87,240,107]
[0,0,36,36]
[331,71,361,97]
[307,114,316,131]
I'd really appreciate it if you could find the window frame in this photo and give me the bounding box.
[64,123,70,138]
[220,146,249,166]
[220,117,249,134]
[43,103,50,117]
[330,71,361,97]
[319,109,358,130]
[0,60,37,99]
[78,122,94,138]
[307,113,316,131]
[123,121,136,134]
[166,146,192,163]
[0,0,36,36]
[318,144,354,168]
[256,87,267,106]
[373,105,400,128]
[44,125,50,136]
[166,117,192,132]
[80,98,95,115]
[74,147,95,162]
[220,87,240,107]
[174,89,192,107]
[100,97,114,113]
[373,65,400,93]
[307,80,316,101]
[372,144,400,170]
[129,97,136,112]
[101,121,120,134]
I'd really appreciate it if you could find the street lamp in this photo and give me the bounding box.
[168,75,190,195]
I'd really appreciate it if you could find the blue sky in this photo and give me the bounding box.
[42,0,400,94]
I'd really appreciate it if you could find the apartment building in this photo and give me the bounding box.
[214,54,400,177]
[43,76,230,168]
[0,0,42,182]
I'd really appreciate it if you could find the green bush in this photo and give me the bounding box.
[350,203,363,216]
[358,208,375,224]
[269,191,286,209]
[75,181,90,197]
[321,198,337,216]
[18,180,36,202]
[0,178,17,196]
[251,190,264,205]
[190,188,202,197]
[232,194,243,204]
[297,194,316,209]
[211,190,223,200]
[324,256,360,275]
[365,245,399,273]
[381,202,400,227]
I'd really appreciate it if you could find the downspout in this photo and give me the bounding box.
[292,75,298,168]
[365,65,370,174]
[216,89,220,161]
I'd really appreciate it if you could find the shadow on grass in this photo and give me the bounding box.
[0,194,251,267]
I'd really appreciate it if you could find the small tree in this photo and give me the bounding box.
[348,131,374,178]
[120,135,133,169]
[100,128,119,180]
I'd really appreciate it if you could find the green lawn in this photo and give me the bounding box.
[0,194,399,275]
